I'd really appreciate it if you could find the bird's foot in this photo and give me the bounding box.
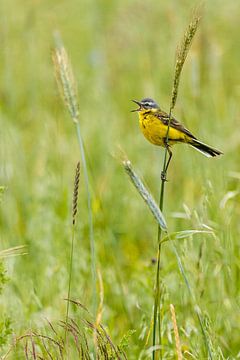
[161,171,168,182]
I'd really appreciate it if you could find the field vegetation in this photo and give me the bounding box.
[0,0,239,358]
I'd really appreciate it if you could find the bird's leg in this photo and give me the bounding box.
[165,145,173,173]
[161,170,167,182]
[161,143,172,182]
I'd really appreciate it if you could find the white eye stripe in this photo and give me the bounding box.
[141,99,159,108]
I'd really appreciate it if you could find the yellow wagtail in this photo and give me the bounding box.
[132,98,222,178]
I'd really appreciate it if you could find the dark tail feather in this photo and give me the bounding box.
[190,139,223,158]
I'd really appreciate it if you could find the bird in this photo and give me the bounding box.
[132,97,222,178]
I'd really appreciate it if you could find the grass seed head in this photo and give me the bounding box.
[52,35,79,123]
[170,12,201,111]
[72,161,80,225]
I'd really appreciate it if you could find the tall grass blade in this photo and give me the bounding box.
[0,245,27,258]
[65,161,80,347]
[153,9,202,360]
[52,33,97,315]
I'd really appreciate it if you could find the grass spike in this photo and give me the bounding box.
[123,160,167,231]
[72,161,80,225]
[52,34,79,123]
[65,161,81,349]
[170,11,201,111]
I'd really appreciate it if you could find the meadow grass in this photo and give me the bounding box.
[65,161,80,348]
[0,0,240,358]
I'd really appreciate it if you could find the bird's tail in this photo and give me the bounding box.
[190,139,223,158]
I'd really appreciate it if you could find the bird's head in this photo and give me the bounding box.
[131,98,160,112]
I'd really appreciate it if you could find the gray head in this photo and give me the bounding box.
[131,98,160,112]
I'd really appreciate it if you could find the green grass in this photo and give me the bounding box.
[0,0,240,358]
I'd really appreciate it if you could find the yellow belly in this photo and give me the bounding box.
[139,114,186,147]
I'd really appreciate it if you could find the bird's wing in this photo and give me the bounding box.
[156,110,196,139]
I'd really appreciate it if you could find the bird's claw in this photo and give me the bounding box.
[161,171,167,182]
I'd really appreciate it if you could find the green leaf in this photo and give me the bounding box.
[160,230,212,245]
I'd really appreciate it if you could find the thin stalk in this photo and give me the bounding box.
[65,161,80,353]
[152,10,201,359]
[152,242,162,360]
[52,38,97,317]
[75,122,97,313]
[122,159,167,359]
[65,225,75,346]
[152,109,172,360]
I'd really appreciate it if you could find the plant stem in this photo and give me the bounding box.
[152,10,201,358]
[65,224,75,350]
[152,110,172,360]
[52,38,97,318]
[75,122,97,315]
[152,241,162,360]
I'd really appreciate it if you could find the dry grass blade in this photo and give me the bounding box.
[123,160,167,231]
[0,245,27,258]
[3,302,125,359]
[61,321,82,356]
[170,11,201,111]
[40,337,54,360]
[96,268,104,327]
[170,304,182,360]
[67,299,90,313]
[44,318,58,338]
[24,340,29,360]
[30,332,36,359]
[99,324,122,360]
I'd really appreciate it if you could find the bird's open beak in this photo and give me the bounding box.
[131,100,142,112]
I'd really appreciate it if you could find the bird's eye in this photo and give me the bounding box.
[145,102,150,107]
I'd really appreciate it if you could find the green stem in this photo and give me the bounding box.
[152,110,172,360]
[152,241,162,360]
[65,224,75,350]
[75,122,97,315]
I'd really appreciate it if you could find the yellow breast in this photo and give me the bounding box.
[138,111,186,147]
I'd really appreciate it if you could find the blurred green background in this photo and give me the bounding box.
[0,0,240,358]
